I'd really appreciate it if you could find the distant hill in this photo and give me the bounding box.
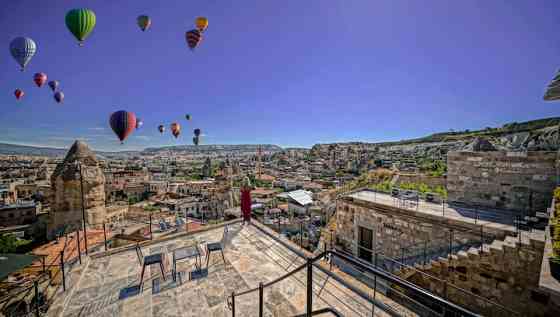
[142,144,282,154]
[0,143,68,157]
[0,142,283,157]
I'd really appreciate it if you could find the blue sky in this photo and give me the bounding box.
[1,0,559,151]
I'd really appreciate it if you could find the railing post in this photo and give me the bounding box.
[103,222,108,251]
[300,221,303,248]
[231,292,235,317]
[442,200,445,217]
[149,214,153,240]
[34,280,40,317]
[60,250,66,291]
[259,282,264,317]
[307,257,313,317]
[448,229,453,258]
[423,240,427,265]
[480,225,484,252]
[76,230,82,264]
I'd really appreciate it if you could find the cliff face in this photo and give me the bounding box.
[48,141,106,238]
[311,119,559,162]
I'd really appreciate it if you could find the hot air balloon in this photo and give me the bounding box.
[137,15,151,31]
[109,110,137,143]
[33,73,47,87]
[9,37,37,71]
[54,91,64,103]
[195,17,208,32]
[194,128,201,137]
[171,123,181,138]
[185,114,191,121]
[48,80,59,92]
[136,119,143,129]
[65,9,96,46]
[185,29,202,50]
[192,136,199,146]
[158,125,165,133]
[14,89,24,100]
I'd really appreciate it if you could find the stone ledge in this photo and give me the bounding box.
[538,225,560,298]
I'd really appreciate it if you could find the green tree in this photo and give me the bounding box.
[0,235,32,253]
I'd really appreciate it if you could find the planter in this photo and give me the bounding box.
[550,258,560,281]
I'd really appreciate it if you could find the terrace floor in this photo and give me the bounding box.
[47,222,415,317]
[348,190,519,233]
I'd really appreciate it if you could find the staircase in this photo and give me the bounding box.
[392,232,545,317]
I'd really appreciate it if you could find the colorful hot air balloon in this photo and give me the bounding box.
[185,29,202,50]
[9,37,37,71]
[48,80,59,92]
[192,136,199,146]
[194,128,201,137]
[195,17,208,32]
[158,125,165,133]
[65,9,96,46]
[185,114,191,121]
[109,110,137,143]
[137,15,151,31]
[136,118,143,129]
[14,89,24,100]
[33,73,47,87]
[54,91,64,103]
[171,122,181,138]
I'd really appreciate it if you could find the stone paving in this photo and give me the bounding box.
[47,223,414,317]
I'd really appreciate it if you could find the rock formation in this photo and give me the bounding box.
[464,137,496,152]
[47,141,106,238]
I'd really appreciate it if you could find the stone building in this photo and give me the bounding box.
[447,151,557,213]
[47,141,106,238]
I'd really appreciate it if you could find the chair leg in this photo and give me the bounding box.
[160,262,166,281]
[139,264,146,291]
[206,251,210,267]
[173,259,176,282]
[220,249,225,264]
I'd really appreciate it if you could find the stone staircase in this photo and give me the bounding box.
[392,232,546,316]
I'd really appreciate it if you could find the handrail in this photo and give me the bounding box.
[228,248,479,317]
[292,307,343,317]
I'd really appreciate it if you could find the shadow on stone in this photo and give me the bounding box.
[118,285,141,300]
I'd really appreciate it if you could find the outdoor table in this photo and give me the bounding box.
[172,244,202,282]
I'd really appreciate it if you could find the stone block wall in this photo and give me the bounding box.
[335,198,510,262]
[447,151,557,213]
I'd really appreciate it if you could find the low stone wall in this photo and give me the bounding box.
[447,151,557,213]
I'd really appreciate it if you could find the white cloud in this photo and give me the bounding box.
[88,127,106,131]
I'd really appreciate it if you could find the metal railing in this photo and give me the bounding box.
[334,235,520,317]
[227,223,481,317]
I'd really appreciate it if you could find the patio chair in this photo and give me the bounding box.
[205,225,228,266]
[159,221,167,231]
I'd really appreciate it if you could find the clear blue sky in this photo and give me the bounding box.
[1,0,559,151]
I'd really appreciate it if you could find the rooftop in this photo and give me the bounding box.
[346,189,520,233]
[48,222,414,316]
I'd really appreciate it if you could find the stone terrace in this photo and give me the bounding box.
[348,190,518,234]
[47,222,416,317]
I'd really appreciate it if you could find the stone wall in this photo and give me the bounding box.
[335,197,511,264]
[447,151,557,213]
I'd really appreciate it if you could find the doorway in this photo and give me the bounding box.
[358,226,373,262]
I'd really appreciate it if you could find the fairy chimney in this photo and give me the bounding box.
[47,140,106,238]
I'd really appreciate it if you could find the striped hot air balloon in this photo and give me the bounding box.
[48,80,59,92]
[54,91,64,103]
[136,118,143,129]
[14,89,24,100]
[33,73,47,87]
[185,29,202,50]
[194,128,201,137]
[158,125,165,133]
[65,8,96,46]
[171,122,181,138]
[109,110,137,143]
[137,15,151,31]
[10,37,37,71]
